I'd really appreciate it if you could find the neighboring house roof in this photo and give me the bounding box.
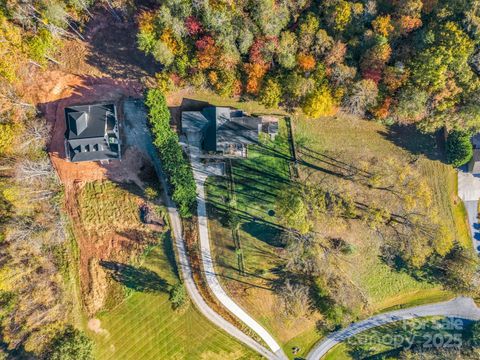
[469,149,480,174]
[64,103,120,162]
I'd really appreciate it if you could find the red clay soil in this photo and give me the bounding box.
[26,69,148,314]
[16,7,161,315]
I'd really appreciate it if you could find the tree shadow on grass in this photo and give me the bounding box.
[377,125,444,162]
[162,231,179,278]
[241,221,284,248]
[100,260,169,293]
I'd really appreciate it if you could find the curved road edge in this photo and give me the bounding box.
[138,118,279,359]
[189,146,287,360]
[306,297,480,360]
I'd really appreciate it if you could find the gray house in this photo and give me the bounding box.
[182,106,264,157]
[469,133,480,173]
[64,103,121,163]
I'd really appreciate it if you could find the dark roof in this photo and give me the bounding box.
[200,106,220,151]
[181,106,260,152]
[217,121,259,145]
[64,103,120,162]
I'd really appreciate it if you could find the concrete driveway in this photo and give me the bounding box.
[457,170,480,253]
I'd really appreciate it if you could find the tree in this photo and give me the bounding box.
[276,31,298,69]
[302,84,336,118]
[153,41,175,67]
[169,282,188,310]
[259,78,282,108]
[342,79,378,116]
[0,123,16,155]
[244,62,269,95]
[372,15,394,37]
[276,187,311,234]
[297,12,319,50]
[394,87,429,123]
[446,130,473,167]
[44,326,93,360]
[297,53,316,71]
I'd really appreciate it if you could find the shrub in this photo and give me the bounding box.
[446,131,473,167]
[169,282,187,310]
[44,326,93,360]
[145,89,196,217]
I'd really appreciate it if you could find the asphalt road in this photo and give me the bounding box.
[306,297,480,360]
[123,99,280,359]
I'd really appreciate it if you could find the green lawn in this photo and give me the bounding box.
[91,235,259,360]
[295,115,463,311]
[187,91,468,357]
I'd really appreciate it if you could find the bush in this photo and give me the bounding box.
[446,131,473,167]
[169,282,187,310]
[145,89,196,217]
[44,326,93,360]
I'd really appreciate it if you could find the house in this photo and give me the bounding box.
[181,106,276,157]
[64,103,121,163]
[468,133,480,173]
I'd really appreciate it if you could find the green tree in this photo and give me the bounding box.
[259,78,282,108]
[446,130,473,167]
[277,31,298,69]
[45,326,93,360]
[276,188,311,234]
[169,282,188,310]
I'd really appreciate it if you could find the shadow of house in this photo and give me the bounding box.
[100,260,169,293]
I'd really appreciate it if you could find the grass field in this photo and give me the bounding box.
[184,91,469,358]
[91,236,259,360]
[79,181,145,235]
[295,115,465,310]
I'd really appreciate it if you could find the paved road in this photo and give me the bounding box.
[188,144,287,360]
[123,99,279,360]
[306,297,480,360]
[458,170,480,253]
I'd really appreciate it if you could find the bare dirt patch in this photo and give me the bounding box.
[88,318,109,336]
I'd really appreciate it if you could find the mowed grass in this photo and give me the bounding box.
[295,115,463,310]
[92,238,259,360]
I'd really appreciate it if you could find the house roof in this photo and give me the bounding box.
[181,106,260,152]
[64,103,119,162]
[217,121,259,146]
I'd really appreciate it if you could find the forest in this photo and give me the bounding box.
[137,0,480,133]
[1,0,480,358]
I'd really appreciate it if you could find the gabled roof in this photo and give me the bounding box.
[64,103,120,162]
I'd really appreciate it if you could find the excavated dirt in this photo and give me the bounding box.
[22,7,163,315]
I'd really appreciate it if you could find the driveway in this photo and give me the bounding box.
[187,142,287,359]
[457,170,480,253]
[122,99,280,359]
[306,297,480,360]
